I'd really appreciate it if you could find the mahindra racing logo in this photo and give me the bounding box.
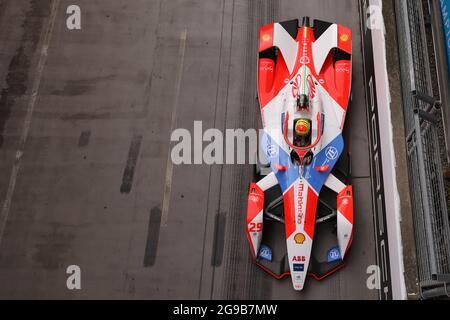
[297,183,304,225]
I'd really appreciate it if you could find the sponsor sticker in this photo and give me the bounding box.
[292,255,305,262]
[294,233,306,244]
[299,56,310,65]
[296,184,305,225]
[294,274,302,281]
[260,64,274,72]
[325,146,339,160]
[340,34,349,42]
[262,34,272,42]
[249,194,259,203]
[293,264,305,272]
[266,144,278,158]
[258,244,273,262]
[327,246,342,263]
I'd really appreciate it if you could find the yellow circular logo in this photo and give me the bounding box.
[295,119,310,136]
[294,233,306,244]
[262,34,271,42]
[340,34,349,42]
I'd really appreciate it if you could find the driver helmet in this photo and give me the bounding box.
[295,119,311,137]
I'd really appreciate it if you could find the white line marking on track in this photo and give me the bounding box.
[0,0,60,248]
[161,29,187,227]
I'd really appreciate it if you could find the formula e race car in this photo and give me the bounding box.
[246,17,354,291]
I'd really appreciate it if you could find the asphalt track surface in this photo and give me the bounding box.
[0,0,378,299]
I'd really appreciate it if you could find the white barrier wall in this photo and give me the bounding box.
[369,0,407,300]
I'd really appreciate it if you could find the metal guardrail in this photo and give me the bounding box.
[395,0,450,298]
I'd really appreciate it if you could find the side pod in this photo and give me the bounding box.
[337,186,354,258]
[246,183,265,258]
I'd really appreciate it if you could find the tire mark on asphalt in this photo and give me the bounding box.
[0,0,51,148]
[143,207,162,267]
[221,0,257,300]
[211,212,226,267]
[120,134,143,194]
[0,0,60,250]
[251,0,279,300]
[220,0,278,300]
[78,130,91,148]
[197,0,228,299]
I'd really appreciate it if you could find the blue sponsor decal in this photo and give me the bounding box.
[305,135,344,193]
[258,244,273,262]
[293,264,305,272]
[261,133,300,192]
[327,246,342,263]
[441,0,450,76]
[325,146,339,160]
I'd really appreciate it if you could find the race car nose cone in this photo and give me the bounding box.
[302,16,310,27]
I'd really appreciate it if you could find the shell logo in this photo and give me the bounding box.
[294,233,306,244]
[340,34,349,42]
[262,34,272,42]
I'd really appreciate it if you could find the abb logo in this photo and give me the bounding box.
[292,256,306,262]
